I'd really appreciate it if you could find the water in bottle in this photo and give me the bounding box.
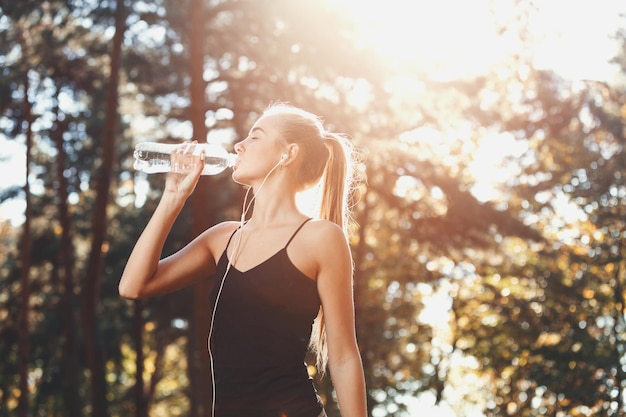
[133,142,236,175]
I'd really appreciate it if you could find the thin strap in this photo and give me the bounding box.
[285,218,312,249]
[224,221,246,252]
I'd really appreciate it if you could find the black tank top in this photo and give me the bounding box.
[208,218,324,417]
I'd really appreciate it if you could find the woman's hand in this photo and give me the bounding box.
[119,141,209,299]
[164,141,205,198]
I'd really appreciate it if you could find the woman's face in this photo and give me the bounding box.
[232,114,286,185]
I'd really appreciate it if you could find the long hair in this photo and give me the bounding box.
[261,102,355,374]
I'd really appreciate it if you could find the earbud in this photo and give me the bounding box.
[280,153,288,163]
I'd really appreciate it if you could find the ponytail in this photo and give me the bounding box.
[310,133,355,375]
[320,133,352,234]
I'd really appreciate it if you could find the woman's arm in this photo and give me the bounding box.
[119,145,215,299]
[315,222,367,417]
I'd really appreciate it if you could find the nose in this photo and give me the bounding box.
[234,139,245,154]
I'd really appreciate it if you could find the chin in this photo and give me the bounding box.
[231,171,250,187]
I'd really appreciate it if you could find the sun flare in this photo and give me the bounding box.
[331,0,623,206]
[334,0,623,80]
[333,0,514,80]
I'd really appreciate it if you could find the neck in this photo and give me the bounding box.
[242,179,303,227]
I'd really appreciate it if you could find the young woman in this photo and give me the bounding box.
[119,103,367,417]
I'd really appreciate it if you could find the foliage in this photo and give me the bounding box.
[452,34,626,416]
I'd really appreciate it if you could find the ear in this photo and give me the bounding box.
[280,144,299,166]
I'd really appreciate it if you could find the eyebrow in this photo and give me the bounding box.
[249,127,265,135]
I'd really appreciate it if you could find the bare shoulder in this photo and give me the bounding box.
[302,219,347,245]
[299,219,350,261]
[288,219,350,280]
[206,220,241,236]
[199,220,241,262]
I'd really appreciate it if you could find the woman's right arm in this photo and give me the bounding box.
[119,144,215,299]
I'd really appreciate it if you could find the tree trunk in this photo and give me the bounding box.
[187,0,213,415]
[17,64,34,417]
[80,1,126,416]
[51,97,80,417]
[133,300,148,417]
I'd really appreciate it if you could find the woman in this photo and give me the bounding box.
[119,103,367,417]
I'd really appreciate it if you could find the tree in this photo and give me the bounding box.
[17,37,34,417]
[80,1,126,415]
[450,18,626,416]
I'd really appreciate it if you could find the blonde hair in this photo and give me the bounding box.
[261,102,355,374]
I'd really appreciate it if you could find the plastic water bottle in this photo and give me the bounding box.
[133,142,237,175]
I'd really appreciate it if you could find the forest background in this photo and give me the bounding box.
[1,0,625,416]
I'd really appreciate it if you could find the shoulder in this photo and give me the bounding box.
[298,219,348,250]
[303,218,346,239]
[207,220,241,235]
[299,219,351,260]
[304,221,353,287]
[198,220,242,260]
[195,220,240,242]
[286,219,351,280]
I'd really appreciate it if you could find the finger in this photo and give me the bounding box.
[192,150,205,176]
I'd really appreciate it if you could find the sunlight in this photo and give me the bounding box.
[398,126,525,203]
[334,0,623,81]
[333,0,513,80]
[532,0,624,80]
[296,181,322,219]
[332,0,623,208]
[0,138,26,226]
[468,131,528,202]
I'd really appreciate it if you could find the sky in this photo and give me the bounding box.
[335,0,625,82]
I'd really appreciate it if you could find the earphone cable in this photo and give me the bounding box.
[208,158,283,416]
